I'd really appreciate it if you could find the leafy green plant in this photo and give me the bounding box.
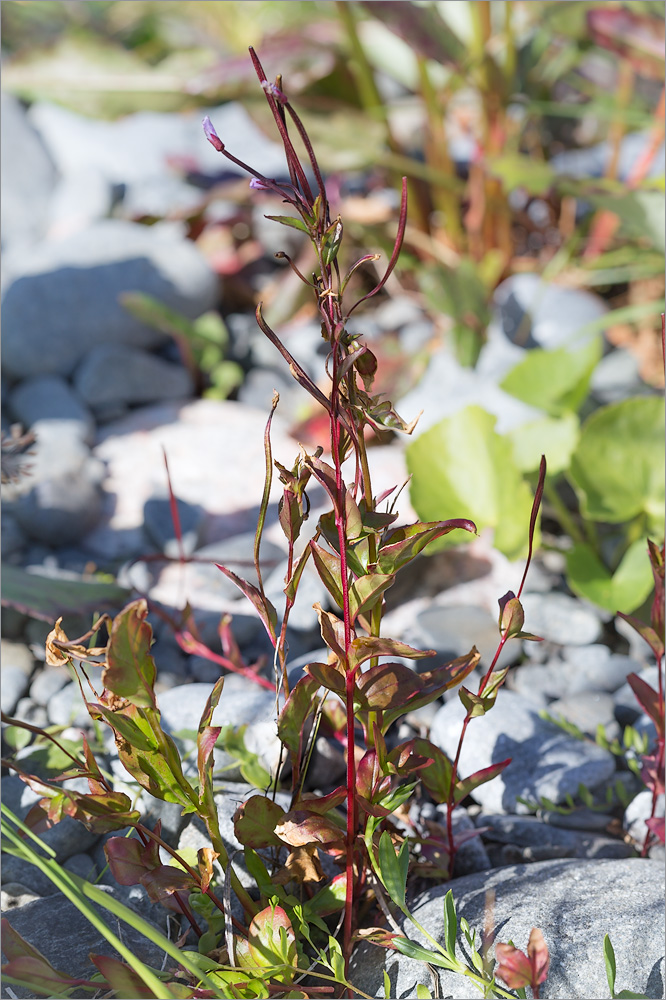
[407,346,665,612]
[0,43,651,1000]
[120,292,244,400]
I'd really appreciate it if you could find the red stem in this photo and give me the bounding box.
[175,630,275,692]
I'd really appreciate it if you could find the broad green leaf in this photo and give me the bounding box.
[277,677,321,756]
[418,260,490,367]
[349,571,395,621]
[407,406,534,559]
[487,154,556,195]
[377,831,409,910]
[417,740,455,803]
[103,600,157,709]
[569,396,665,528]
[507,412,580,475]
[355,662,422,711]
[416,986,433,999]
[0,564,129,622]
[305,662,345,697]
[566,539,656,614]
[500,338,602,416]
[360,0,467,68]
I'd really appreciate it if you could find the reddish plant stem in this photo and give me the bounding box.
[174,889,204,938]
[175,631,275,692]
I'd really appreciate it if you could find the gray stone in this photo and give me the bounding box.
[8,375,96,445]
[1,885,168,999]
[47,167,113,240]
[409,604,521,673]
[29,100,286,187]
[1,511,28,558]
[1,92,57,253]
[476,813,634,861]
[85,398,296,561]
[237,366,302,422]
[74,343,194,415]
[551,131,665,183]
[10,696,48,728]
[537,807,618,832]
[519,592,602,645]
[350,858,664,1000]
[397,344,542,436]
[143,494,206,557]
[591,347,648,404]
[2,219,219,379]
[561,646,642,692]
[158,676,275,737]
[547,691,618,737]
[1,666,31,715]
[11,419,104,546]
[29,664,71,706]
[624,789,665,848]
[62,852,97,881]
[1,639,35,676]
[47,679,96,728]
[430,690,616,814]
[424,803,491,876]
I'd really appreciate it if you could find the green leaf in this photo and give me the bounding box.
[416,986,433,999]
[377,518,476,575]
[384,971,393,999]
[486,154,556,195]
[302,873,347,919]
[570,396,665,529]
[264,214,311,234]
[349,571,395,621]
[377,831,409,910]
[418,260,490,367]
[604,934,618,997]
[389,936,459,972]
[507,412,580,475]
[0,564,130,622]
[501,338,602,416]
[103,600,157,709]
[407,406,534,560]
[442,890,457,957]
[566,539,656,614]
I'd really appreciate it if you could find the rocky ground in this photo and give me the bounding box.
[1,92,664,998]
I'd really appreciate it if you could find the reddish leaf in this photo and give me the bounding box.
[627,673,664,738]
[498,593,525,639]
[1,920,89,993]
[275,809,345,848]
[310,540,344,609]
[216,564,277,641]
[278,675,321,781]
[234,795,285,849]
[646,815,666,845]
[197,675,224,803]
[314,604,348,664]
[454,759,512,804]
[305,661,346,697]
[103,599,157,710]
[198,847,219,894]
[349,571,395,622]
[413,739,455,803]
[104,836,149,886]
[496,928,550,992]
[295,785,347,815]
[355,662,422,710]
[140,864,197,903]
[617,613,664,662]
[377,519,476,575]
[91,955,157,999]
[349,635,434,670]
[387,739,435,775]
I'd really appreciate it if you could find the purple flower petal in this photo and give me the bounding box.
[202,116,224,152]
[261,80,288,104]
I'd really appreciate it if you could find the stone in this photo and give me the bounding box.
[519,592,602,645]
[10,420,104,546]
[396,344,543,436]
[29,100,286,187]
[47,167,114,240]
[430,690,616,814]
[475,813,634,861]
[349,858,664,1000]
[422,803,491,877]
[560,646,642,692]
[1,639,35,677]
[2,219,219,380]
[408,604,521,672]
[29,664,71,706]
[1,886,168,999]
[47,679,96,728]
[1,92,57,253]
[84,399,296,561]
[1,666,31,716]
[10,696,48,729]
[74,344,194,416]
[548,691,618,738]
[624,789,665,848]
[551,131,665,183]
[8,374,96,445]
[590,347,648,405]
[142,494,206,557]
[1,511,28,559]
[62,852,97,881]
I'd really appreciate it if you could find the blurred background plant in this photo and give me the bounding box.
[2,0,664,619]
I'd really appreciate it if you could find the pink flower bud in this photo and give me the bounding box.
[202,116,224,152]
[261,80,288,104]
